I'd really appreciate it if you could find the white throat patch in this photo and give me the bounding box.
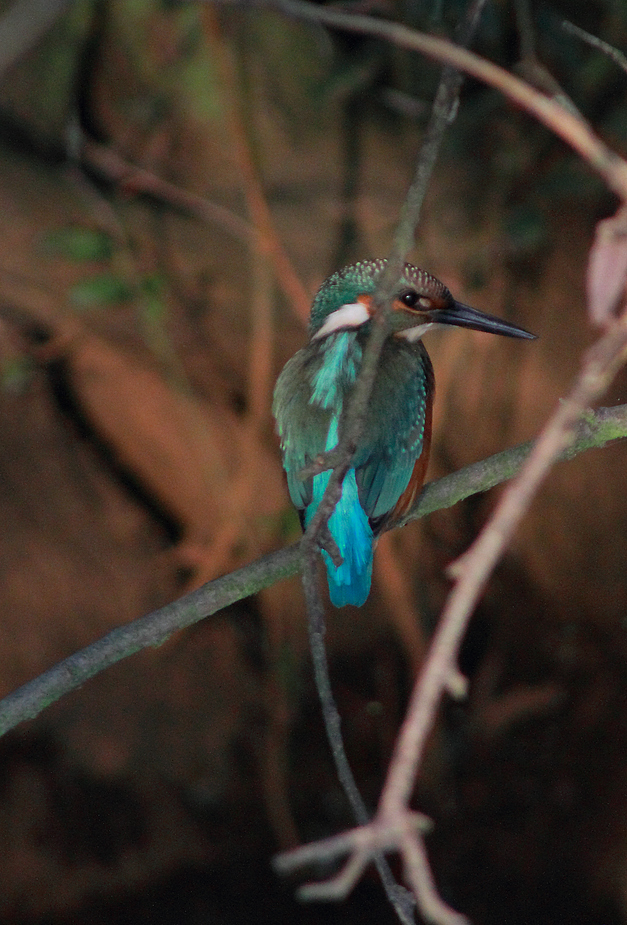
[312,302,370,340]
[398,321,437,342]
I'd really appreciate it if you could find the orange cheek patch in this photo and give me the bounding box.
[388,399,433,525]
[356,294,374,316]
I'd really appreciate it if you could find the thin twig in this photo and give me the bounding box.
[299,3,487,920]
[303,558,416,924]
[401,831,468,925]
[562,19,627,76]
[274,308,627,917]
[201,0,627,200]
[83,140,254,243]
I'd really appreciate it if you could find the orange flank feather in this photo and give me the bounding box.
[386,393,433,528]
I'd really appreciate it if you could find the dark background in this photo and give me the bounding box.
[0,0,626,922]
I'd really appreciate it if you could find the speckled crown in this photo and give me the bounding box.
[308,259,448,333]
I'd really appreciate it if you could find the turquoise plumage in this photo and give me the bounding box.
[273,260,534,607]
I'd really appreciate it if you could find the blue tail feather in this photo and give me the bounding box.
[305,467,373,607]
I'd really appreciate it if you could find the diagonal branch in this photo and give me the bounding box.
[0,405,624,737]
[274,305,627,924]
[203,0,627,200]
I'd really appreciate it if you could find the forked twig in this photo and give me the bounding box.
[274,305,627,922]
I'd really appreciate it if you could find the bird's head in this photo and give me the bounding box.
[309,259,535,343]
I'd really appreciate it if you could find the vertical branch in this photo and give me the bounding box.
[203,6,277,431]
[302,553,417,925]
[304,0,490,528]
[299,3,488,923]
[390,0,488,262]
[190,9,286,577]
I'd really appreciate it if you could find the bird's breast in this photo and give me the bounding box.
[308,331,363,411]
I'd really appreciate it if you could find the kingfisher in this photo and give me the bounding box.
[273,259,535,607]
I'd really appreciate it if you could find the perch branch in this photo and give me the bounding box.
[0,403,622,732]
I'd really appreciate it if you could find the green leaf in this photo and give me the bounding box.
[504,206,547,256]
[43,227,114,262]
[71,274,135,308]
[1,356,34,394]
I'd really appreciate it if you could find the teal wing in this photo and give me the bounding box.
[273,337,375,607]
[354,339,433,520]
[273,337,433,522]
[272,347,333,513]
[272,335,432,607]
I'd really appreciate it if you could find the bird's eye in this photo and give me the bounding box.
[399,289,419,308]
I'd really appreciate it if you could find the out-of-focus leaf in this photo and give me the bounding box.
[504,205,547,256]
[0,0,71,78]
[141,273,165,304]
[139,275,173,364]
[175,31,223,123]
[0,0,92,140]
[1,355,34,393]
[42,227,114,262]
[587,206,627,326]
[245,12,331,128]
[71,274,135,308]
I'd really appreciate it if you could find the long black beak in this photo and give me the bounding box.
[434,300,536,340]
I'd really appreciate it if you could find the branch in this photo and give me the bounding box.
[398,403,627,525]
[0,404,625,739]
[562,19,627,77]
[299,5,488,920]
[202,0,627,200]
[295,0,489,516]
[302,516,416,925]
[274,312,627,920]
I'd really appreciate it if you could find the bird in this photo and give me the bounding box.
[272,259,535,608]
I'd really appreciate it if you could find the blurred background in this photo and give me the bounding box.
[0,0,627,922]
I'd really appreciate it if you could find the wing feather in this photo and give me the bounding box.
[355,339,434,521]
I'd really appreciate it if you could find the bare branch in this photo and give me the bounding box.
[303,554,416,924]
[401,831,469,925]
[200,0,627,199]
[298,3,487,919]
[562,19,627,76]
[273,313,627,920]
[0,405,625,740]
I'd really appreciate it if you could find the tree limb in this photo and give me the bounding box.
[0,404,625,739]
